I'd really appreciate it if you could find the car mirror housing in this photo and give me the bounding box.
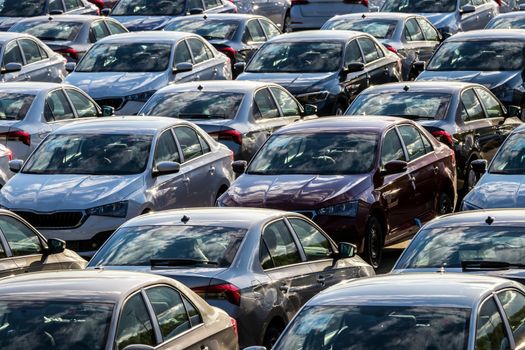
[232,160,247,175]
[346,62,365,73]
[337,242,356,259]
[152,161,180,177]
[8,159,23,173]
[101,8,111,16]
[1,62,22,74]
[412,61,426,74]
[102,105,115,116]
[460,4,476,14]
[302,104,317,117]
[188,7,204,15]
[173,62,193,74]
[234,62,246,74]
[507,105,520,119]
[471,159,487,175]
[46,238,66,254]
[381,160,408,176]
[48,9,64,15]
[65,62,76,73]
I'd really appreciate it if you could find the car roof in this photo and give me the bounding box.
[170,13,266,21]
[309,273,519,308]
[447,29,525,41]
[97,31,197,44]
[275,116,409,134]
[359,81,475,94]
[0,82,69,94]
[15,14,106,24]
[155,80,275,94]
[328,12,418,21]
[271,30,367,42]
[0,32,35,43]
[54,116,186,135]
[423,209,525,229]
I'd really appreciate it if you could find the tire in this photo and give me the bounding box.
[263,323,284,349]
[463,160,477,193]
[437,192,453,216]
[283,13,291,33]
[363,216,383,269]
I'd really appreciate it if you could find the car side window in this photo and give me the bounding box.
[64,0,81,10]
[145,286,191,341]
[116,293,156,350]
[91,21,111,42]
[19,39,43,65]
[3,41,23,65]
[345,39,364,65]
[381,128,406,165]
[253,88,280,120]
[418,18,440,41]
[357,37,381,64]
[398,125,428,161]
[475,88,504,119]
[48,0,64,12]
[204,0,219,9]
[198,134,210,154]
[154,130,181,164]
[174,126,203,161]
[260,220,302,269]
[461,89,485,122]
[174,41,193,65]
[45,90,75,122]
[106,20,128,35]
[270,87,301,117]
[404,18,425,41]
[0,216,42,256]
[245,20,266,43]
[0,240,6,258]
[475,297,511,350]
[183,297,202,326]
[289,218,332,261]
[66,89,98,118]
[188,0,204,8]
[187,38,210,64]
[259,19,280,40]
[497,290,525,348]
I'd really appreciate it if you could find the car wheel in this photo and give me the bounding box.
[263,323,284,349]
[437,192,453,216]
[463,161,477,193]
[283,13,291,33]
[364,216,383,269]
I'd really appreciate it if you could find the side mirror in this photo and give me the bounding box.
[65,62,76,73]
[48,9,64,15]
[369,6,380,12]
[152,161,180,177]
[471,159,487,176]
[234,62,246,75]
[46,238,66,254]
[521,3,525,11]
[507,105,520,118]
[232,160,247,175]
[412,61,426,74]
[101,8,111,16]
[188,7,204,15]
[1,62,22,74]
[122,346,155,350]
[8,159,23,173]
[460,4,476,14]
[381,160,407,176]
[102,105,115,116]
[302,104,317,117]
[346,62,365,73]
[337,242,356,259]
[173,62,193,74]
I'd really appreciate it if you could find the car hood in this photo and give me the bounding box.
[221,174,370,209]
[111,15,174,31]
[420,12,457,28]
[0,174,144,210]
[237,72,336,95]
[464,174,525,208]
[0,17,23,31]
[417,70,521,90]
[65,72,168,98]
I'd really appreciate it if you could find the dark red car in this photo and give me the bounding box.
[218,117,457,268]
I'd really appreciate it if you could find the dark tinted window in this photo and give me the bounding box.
[270,87,301,117]
[64,0,81,10]
[345,39,364,65]
[476,297,510,350]
[66,89,98,118]
[166,19,238,41]
[91,21,110,42]
[116,293,155,350]
[418,18,439,41]
[174,41,193,64]
[11,21,83,41]
[48,0,64,12]
[490,133,525,174]
[381,128,406,164]
[204,0,218,9]
[404,18,424,41]
[154,130,180,164]
[182,297,202,327]
[187,38,210,64]
[112,0,185,15]
[461,89,485,122]
[0,216,41,256]
[398,125,428,160]
[261,220,302,268]
[476,88,504,119]
[254,88,280,119]
[3,42,23,65]
[259,19,280,39]
[19,39,43,64]
[245,20,266,42]
[106,20,128,35]
[174,126,203,161]
[358,37,381,63]
[0,0,47,16]
[0,93,35,121]
[145,287,190,341]
[45,90,75,121]
[289,218,332,261]
[497,290,525,348]
[325,18,397,39]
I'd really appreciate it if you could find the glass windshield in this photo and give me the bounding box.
[76,43,172,72]
[0,301,113,350]
[346,92,451,120]
[247,132,378,175]
[246,42,343,73]
[487,16,525,29]
[111,0,185,16]
[140,91,244,119]
[0,93,34,120]
[89,225,247,267]
[427,40,525,71]
[0,0,45,17]
[324,19,397,39]
[165,19,239,40]
[275,305,469,350]
[382,0,456,13]
[23,134,152,175]
[396,226,525,268]
[10,21,83,41]
[490,132,525,174]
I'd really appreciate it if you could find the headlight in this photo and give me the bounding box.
[86,201,128,218]
[126,90,156,102]
[296,91,330,104]
[317,200,358,217]
[460,200,482,211]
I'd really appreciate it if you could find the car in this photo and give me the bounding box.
[322,13,442,80]
[289,0,368,31]
[107,0,238,31]
[486,11,525,28]
[9,15,128,63]
[164,13,281,73]
[462,123,525,210]
[139,81,317,161]
[232,0,290,32]
[0,0,99,31]
[345,82,522,192]
[250,273,525,350]
[0,144,12,187]
[88,208,375,348]
[236,30,402,116]
[218,117,457,268]
[0,116,234,257]
[65,31,232,115]
[416,30,525,118]
[381,0,499,37]
[0,270,239,350]
[496,0,521,12]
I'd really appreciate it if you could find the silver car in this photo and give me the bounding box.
[87,208,375,348]
[289,0,368,31]
[0,117,234,256]
[235,0,291,31]
[65,31,232,115]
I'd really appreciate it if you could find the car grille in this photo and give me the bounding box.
[295,210,316,219]
[14,211,84,229]
[95,98,124,110]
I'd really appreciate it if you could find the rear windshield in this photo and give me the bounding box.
[324,18,398,39]
[111,0,185,16]
[487,16,525,29]
[382,0,456,13]
[0,0,45,17]
[165,19,239,41]
[0,93,35,121]
[10,21,83,41]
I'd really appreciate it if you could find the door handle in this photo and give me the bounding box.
[279,284,289,293]
[433,166,439,175]
[182,177,190,184]
[201,346,209,350]
[209,166,215,175]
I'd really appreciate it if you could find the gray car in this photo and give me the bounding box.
[486,11,525,28]
[139,81,317,160]
[289,0,368,31]
[87,208,375,348]
[235,0,291,32]
[0,117,234,256]
[65,31,232,115]
[0,270,239,350]
[322,13,442,80]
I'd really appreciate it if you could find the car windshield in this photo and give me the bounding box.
[275,305,470,350]
[140,91,244,119]
[76,43,172,72]
[0,93,35,120]
[324,19,397,39]
[0,301,113,350]
[427,40,525,71]
[490,132,525,174]
[10,21,83,41]
[395,226,525,268]
[165,19,239,40]
[89,225,247,267]
[382,0,456,12]
[0,0,45,17]
[111,0,185,16]
[23,134,152,175]
[487,16,525,29]
[246,42,343,73]
[346,92,451,120]
[247,132,378,175]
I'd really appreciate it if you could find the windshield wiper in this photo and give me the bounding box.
[150,258,219,267]
[461,260,525,271]
[177,113,229,119]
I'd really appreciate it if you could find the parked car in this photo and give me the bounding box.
[486,11,525,28]
[496,0,521,12]
[346,82,522,192]
[0,0,99,31]
[10,15,128,63]
[236,30,402,116]
[164,13,281,73]
[251,273,525,350]
[381,0,499,37]
[462,123,525,210]
[65,31,232,115]
[0,144,12,187]
[233,0,290,32]
[218,117,457,268]
[289,0,368,31]
[107,0,237,31]
[322,13,442,80]
[0,117,234,256]
[139,81,317,161]
[88,208,374,348]
[0,270,239,350]
[88,0,117,9]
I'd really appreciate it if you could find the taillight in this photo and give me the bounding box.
[431,130,453,149]
[229,150,234,161]
[218,47,235,62]
[383,43,398,54]
[5,148,12,161]
[231,318,238,337]
[0,131,30,146]
[192,283,241,305]
[56,47,79,60]
[210,130,242,145]
[291,0,309,5]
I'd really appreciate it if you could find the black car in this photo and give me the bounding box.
[346,81,522,191]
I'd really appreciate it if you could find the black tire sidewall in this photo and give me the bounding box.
[364,216,383,269]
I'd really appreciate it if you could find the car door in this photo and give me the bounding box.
[474,296,512,350]
[173,40,196,83]
[114,292,157,350]
[1,40,25,82]
[357,36,393,86]
[18,39,49,82]
[240,19,267,63]
[187,38,217,80]
[496,289,525,349]
[341,39,369,102]
[402,17,427,74]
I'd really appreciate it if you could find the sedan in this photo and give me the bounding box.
[10,15,128,62]
[0,117,234,256]
[139,81,317,160]
[322,13,442,80]
[486,11,525,28]
[0,270,238,350]
[65,31,232,115]
[289,0,368,31]
[236,30,402,116]
[218,117,457,268]
[88,208,374,348]
[346,81,522,192]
